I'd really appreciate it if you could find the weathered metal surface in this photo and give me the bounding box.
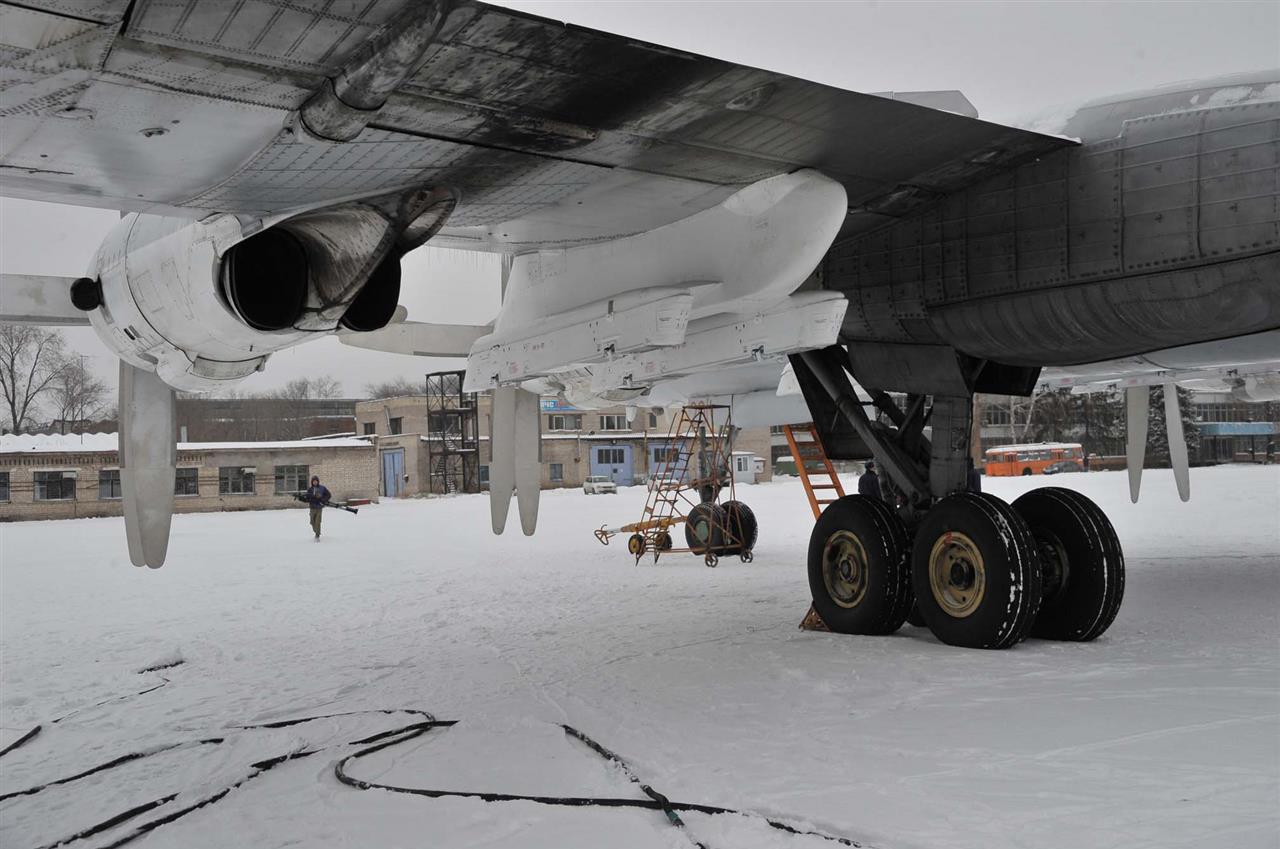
[827,89,1280,366]
[0,0,1071,244]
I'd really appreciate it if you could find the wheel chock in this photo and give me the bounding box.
[798,604,830,631]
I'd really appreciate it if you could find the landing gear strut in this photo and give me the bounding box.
[795,348,1125,649]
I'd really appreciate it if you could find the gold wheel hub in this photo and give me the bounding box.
[822,530,870,609]
[928,531,986,618]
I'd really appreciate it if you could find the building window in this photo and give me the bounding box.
[653,446,680,464]
[549,463,564,482]
[34,470,76,501]
[363,422,376,435]
[98,469,122,499]
[274,464,309,494]
[219,467,255,495]
[175,468,199,497]
[599,414,627,431]
[596,447,625,465]
[478,465,489,484]
[648,413,659,428]
[548,414,582,431]
[769,425,785,434]
[388,417,403,435]
[0,471,9,502]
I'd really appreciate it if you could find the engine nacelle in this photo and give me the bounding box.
[82,189,452,392]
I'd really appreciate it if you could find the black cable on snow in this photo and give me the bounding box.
[10,709,865,849]
[0,679,171,763]
[0,725,41,758]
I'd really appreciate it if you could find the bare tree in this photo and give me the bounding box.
[364,376,422,399]
[273,376,343,401]
[49,356,109,433]
[0,324,67,433]
[269,375,345,439]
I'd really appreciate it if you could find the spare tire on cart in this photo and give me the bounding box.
[685,502,727,557]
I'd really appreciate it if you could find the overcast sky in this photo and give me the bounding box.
[1,0,1276,398]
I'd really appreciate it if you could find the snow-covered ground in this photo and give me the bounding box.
[2,467,1277,849]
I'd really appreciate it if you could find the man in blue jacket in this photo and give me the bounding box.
[305,475,331,539]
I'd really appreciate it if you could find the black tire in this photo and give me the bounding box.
[627,533,646,556]
[806,495,912,635]
[721,500,758,554]
[685,502,726,554]
[1022,468,1033,476]
[911,493,1042,650]
[1013,487,1125,642]
[657,532,673,551]
[906,603,926,627]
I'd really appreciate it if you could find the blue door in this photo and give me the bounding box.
[381,448,405,497]
[591,445,633,485]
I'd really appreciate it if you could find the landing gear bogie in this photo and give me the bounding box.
[1013,487,1124,642]
[806,495,913,635]
[910,493,1043,650]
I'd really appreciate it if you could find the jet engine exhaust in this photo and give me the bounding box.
[340,255,401,332]
[221,228,309,331]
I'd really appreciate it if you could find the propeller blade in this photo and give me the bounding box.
[489,386,516,534]
[1,274,90,325]
[513,388,541,536]
[1125,385,1149,503]
[1163,381,1191,502]
[338,320,490,357]
[119,362,176,568]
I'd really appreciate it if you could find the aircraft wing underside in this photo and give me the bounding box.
[0,0,1072,250]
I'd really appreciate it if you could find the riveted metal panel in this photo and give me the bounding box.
[966,232,1017,296]
[1121,110,1202,271]
[1015,153,1068,287]
[1198,102,1280,257]
[1067,141,1122,279]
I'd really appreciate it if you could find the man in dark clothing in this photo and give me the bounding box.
[967,456,982,493]
[858,460,882,501]
[305,475,331,539]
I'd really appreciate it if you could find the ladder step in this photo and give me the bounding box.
[809,484,839,489]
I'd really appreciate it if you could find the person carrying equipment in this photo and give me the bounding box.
[304,475,331,539]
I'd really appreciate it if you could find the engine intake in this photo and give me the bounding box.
[221,229,309,331]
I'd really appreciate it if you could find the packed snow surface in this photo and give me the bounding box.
[1,467,1277,849]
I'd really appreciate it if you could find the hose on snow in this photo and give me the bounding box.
[3,707,865,849]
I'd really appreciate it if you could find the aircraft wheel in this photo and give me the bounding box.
[721,500,758,554]
[912,493,1042,649]
[806,495,912,635]
[685,502,726,554]
[1013,488,1125,641]
[906,603,926,627]
[627,533,646,557]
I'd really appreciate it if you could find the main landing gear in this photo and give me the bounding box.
[795,349,1125,650]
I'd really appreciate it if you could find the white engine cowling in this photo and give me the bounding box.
[81,189,453,393]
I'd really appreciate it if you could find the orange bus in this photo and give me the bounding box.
[984,442,1085,477]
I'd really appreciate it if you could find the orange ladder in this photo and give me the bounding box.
[783,423,845,519]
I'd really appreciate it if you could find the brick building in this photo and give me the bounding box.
[174,397,359,442]
[0,433,378,522]
[355,393,774,496]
